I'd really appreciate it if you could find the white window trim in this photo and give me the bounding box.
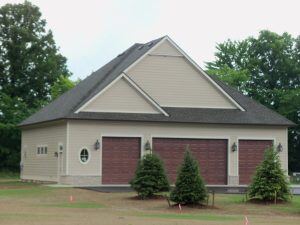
[36,144,48,156]
[78,147,91,165]
[159,104,237,109]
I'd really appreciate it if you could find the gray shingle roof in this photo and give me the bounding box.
[20,37,295,127]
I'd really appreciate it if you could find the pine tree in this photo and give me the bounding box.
[170,147,208,205]
[248,147,291,202]
[130,153,169,199]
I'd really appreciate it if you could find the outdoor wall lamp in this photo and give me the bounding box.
[94,139,100,150]
[144,140,151,151]
[277,143,283,152]
[231,142,237,152]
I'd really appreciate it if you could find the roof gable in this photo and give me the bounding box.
[126,38,240,109]
[79,75,166,114]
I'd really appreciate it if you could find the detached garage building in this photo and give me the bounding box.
[20,36,294,186]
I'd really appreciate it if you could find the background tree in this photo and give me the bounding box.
[206,30,300,172]
[170,147,207,205]
[0,1,70,109]
[0,1,71,171]
[130,153,170,199]
[51,76,78,100]
[248,147,291,202]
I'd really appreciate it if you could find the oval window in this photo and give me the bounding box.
[79,148,89,164]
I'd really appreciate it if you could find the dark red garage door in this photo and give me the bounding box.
[153,138,228,185]
[239,140,273,184]
[102,137,140,184]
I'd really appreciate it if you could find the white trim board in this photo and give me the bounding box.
[160,105,237,109]
[148,53,184,57]
[75,73,169,117]
[66,122,70,175]
[81,109,160,114]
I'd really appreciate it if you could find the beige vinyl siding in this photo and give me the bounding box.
[127,41,237,108]
[21,122,67,182]
[81,77,160,114]
[67,120,288,184]
[68,122,101,176]
[151,40,183,55]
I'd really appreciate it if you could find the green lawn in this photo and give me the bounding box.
[0,178,52,198]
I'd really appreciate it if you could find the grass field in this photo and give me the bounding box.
[0,177,300,225]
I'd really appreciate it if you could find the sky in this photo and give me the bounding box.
[1,0,300,80]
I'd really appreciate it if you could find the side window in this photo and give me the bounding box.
[37,145,48,155]
[79,148,90,164]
